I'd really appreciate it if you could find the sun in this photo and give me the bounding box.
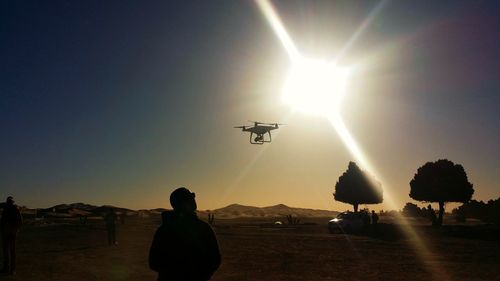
[282,57,350,117]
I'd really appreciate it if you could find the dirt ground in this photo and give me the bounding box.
[2,216,500,281]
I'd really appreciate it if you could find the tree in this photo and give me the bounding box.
[452,197,500,225]
[402,202,425,217]
[334,161,383,212]
[410,159,474,226]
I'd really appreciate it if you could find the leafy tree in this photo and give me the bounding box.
[452,197,500,224]
[334,161,383,212]
[410,159,474,225]
[402,202,425,217]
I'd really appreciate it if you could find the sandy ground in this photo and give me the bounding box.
[1,216,499,281]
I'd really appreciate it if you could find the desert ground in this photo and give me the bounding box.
[2,216,500,281]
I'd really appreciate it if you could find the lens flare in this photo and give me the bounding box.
[282,58,350,116]
[256,0,299,60]
[255,0,450,279]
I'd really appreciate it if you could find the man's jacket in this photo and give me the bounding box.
[149,211,221,281]
[0,203,22,234]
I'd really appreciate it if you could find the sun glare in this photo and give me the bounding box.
[257,0,451,278]
[282,58,350,117]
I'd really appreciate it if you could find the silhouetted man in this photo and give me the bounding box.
[149,187,221,281]
[371,210,379,225]
[0,196,22,275]
[104,209,118,245]
[427,205,437,226]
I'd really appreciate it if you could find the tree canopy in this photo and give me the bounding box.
[409,159,474,225]
[334,161,383,212]
[402,202,426,217]
[452,197,500,225]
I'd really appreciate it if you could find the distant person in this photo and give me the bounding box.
[360,210,371,227]
[79,214,88,225]
[427,205,437,226]
[149,187,221,281]
[0,196,23,275]
[371,210,379,225]
[104,209,118,245]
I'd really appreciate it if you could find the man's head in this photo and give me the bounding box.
[6,196,14,205]
[170,187,197,213]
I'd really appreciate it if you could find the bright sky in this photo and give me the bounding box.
[1,1,499,211]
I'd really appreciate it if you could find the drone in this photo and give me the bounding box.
[234,121,285,144]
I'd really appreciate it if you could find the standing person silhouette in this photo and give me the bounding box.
[371,210,379,225]
[149,187,221,281]
[0,196,23,275]
[104,209,118,245]
[427,204,438,226]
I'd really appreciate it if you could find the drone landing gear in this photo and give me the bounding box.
[250,132,272,145]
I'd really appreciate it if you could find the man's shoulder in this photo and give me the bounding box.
[4,204,19,211]
[161,210,175,218]
[194,216,215,232]
[195,216,209,225]
[161,210,176,224]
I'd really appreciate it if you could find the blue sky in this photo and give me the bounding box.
[1,1,499,210]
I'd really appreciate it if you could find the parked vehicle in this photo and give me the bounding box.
[328,211,370,233]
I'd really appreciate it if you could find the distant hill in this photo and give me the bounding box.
[36,203,135,217]
[204,203,339,219]
[24,203,338,219]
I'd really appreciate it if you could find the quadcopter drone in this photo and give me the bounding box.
[234,121,285,144]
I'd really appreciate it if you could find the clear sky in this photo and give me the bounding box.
[1,1,499,211]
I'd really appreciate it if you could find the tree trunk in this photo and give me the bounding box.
[353,203,359,212]
[438,201,445,226]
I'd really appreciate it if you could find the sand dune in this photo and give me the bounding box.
[21,203,338,219]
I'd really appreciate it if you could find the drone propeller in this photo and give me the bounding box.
[248,120,286,126]
[234,126,247,129]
